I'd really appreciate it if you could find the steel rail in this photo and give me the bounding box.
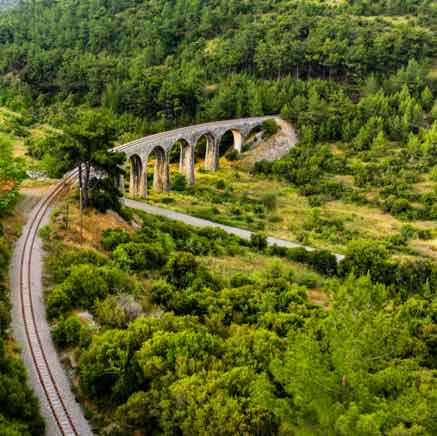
[19,170,80,436]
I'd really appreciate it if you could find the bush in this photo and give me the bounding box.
[101,228,131,251]
[165,252,199,288]
[252,159,273,175]
[119,207,133,222]
[340,240,390,281]
[250,232,268,251]
[226,149,240,161]
[261,193,278,211]
[172,173,187,191]
[95,294,142,328]
[262,119,280,138]
[215,179,226,189]
[52,315,83,347]
[150,280,176,306]
[113,242,168,271]
[308,250,338,276]
[230,273,255,288]
[47,284,72,319]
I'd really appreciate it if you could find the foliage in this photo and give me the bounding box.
[261,119,279,138]
[52,315,85,348]
[0,154,44,433]
[101,228,131,251]
[271,275,437,435]
[51,108,126,208]
[172,173,187,191]
[250,232,268,251]
[1,0,436,434]
[225,149,239,161]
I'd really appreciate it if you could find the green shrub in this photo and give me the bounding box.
[165,252,199,288]
[261,192,278,211]
[0,238,9,273]
[150,280,176,306]
[230,273,255,288]
[340,240,390,280]
[47,284,72,319]
[95,294,142,328]
[308,250,338,276]
[101,228,131,251]
[215,179,226,189]
[52,315,83,347]
[250,232,268,251]
[113,242,168,271]
[261,119,280,138]
[226,149,240,161]
[172,173,187,191]
[119,207,134,222]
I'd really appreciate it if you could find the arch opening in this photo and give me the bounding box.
[168,138,194,188]
[129,154,145,197]
[147,146,169,193]
[218,129,244,163]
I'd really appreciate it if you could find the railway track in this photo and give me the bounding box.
[13,169,92,436]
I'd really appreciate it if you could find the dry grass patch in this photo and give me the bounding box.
[53,192,133,251]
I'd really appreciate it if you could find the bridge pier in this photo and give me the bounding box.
[129,155,146,197]
[205,137,219,171]
[179,143,195,186]
[153,149,169,193]
[232,130,244,153]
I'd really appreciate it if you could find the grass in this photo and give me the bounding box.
[49,189,331,306]
[51,188,132,251]
[0,105,58,166]
[138,157,436,259]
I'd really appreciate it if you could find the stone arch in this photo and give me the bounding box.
[147,145,169,193]
[129,154,146,197]
[218,129,245,156]
[195,132,217,172]
[168,138,194,186]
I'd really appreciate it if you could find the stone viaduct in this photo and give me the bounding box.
[113,116,276,197]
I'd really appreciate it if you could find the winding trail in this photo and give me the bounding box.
[122,198,345,262]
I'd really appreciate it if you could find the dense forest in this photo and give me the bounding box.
[0,0,435,130]
[0,0,436,435]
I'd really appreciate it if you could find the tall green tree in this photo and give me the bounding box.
[59,109,125,207]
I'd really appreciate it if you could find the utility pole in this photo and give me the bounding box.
[65,202,69,230]
[79,187,83,245]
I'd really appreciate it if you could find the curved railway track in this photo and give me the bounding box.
[12,169,92,436]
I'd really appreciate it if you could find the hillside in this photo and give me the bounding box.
[0,1,436,435]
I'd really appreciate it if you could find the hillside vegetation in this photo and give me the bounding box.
[41,197,437,435]
[0,120,44,435]
[0,1,436,435]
